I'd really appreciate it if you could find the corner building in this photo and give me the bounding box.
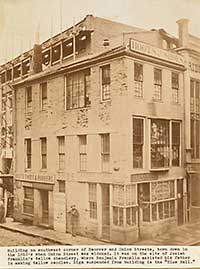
[0,15,193,243]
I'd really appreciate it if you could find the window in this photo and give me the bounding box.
[13,64,21,79]
[190,79,200,159]
[40,138,47,169]
[58,180,65,193]
[113,184,137,227]
[101,65,111,101]
[22,60,30,76]
[101,133,110,172]
[79,135,87,171]
[66,69,91,109]
[25,139,31,169]
[151,119,169,169]
[26,86,32,112]
[134,63,143,98]
[139,181,175,222]
[1,72,6,84]
[42,49,50,66]
[89,183,97,219]
[58,136,65,170]
[62,39,73,58]
[23,187,34,215]
[172,72,179,103]
[52,44,61,63]
[153,68,162,101]
[40,82,47,111]
[133,117,144,168]
[6,69,12,81]
[172,122,180,166]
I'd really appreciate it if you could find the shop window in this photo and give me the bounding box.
[133,117,144,168]
[13,64,21,79]
[42,49,51,66]
[172,72,179,103]
[52,44,61,64]
[89,183,97,219]
[58,136,65,170]
[40,137,47,169]
[101,65,111,101]
[23,187,34,215]
[26,86,32,112]
[153,68,162,101]
[172,122,180,166]
[25,138,31,169]
[66,69,91,109]
[58,180,65,193]
[79,135,87,171]
[62,39,73,58]
[134,63,143,98]
[101,133,110,172]
[151,119,169,169]
[22,59,30,76]
[40,82,47,111]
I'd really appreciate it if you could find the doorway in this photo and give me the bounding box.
[177,178,184,225]
[41,190,49,225]
[101,184,110,240]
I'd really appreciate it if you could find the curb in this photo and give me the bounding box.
[0,224,71,245]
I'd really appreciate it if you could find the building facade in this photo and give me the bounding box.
[0,15,198,243]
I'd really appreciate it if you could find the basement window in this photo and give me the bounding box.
[42,49,50,66]
[52,44,61,64]
[13,64,21,79]
[22,59,30,76]
[62,39,73,58]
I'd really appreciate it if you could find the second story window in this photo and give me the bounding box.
[133,117,144,168]
[25,138,31,169]
[172,72,179,104]
[134,63,143,98]
[40,82,47,111]
[172,122,180,166]
[40,137,47,169]
[58,136,65,170]
[151,119,169,169]
[79,135,87,171]
[101,65,111,101]
[153,68,162,101]
[26,86,32,112]
[66,69,91,109]
[101,133,110,172]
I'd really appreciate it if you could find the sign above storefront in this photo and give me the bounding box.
[130,39,185,66]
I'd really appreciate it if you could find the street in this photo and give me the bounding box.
[0,227,57,246]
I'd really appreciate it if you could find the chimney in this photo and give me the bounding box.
[176,18,190,48]
[32,25,43,73]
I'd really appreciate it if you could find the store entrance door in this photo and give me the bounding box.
[177,178,184,225]
[101,184,110,240]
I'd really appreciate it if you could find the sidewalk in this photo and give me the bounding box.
[0,218,107,245]
[1,219,200,245]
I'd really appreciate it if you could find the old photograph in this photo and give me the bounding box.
[0,0,200,255]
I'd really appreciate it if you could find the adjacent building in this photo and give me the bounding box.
[0,15,199,244]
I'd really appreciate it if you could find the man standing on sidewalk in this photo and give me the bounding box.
[68,205,79,237]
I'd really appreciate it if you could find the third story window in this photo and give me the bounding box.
[153,68,162,101]
[101,65,111,101]
[40,82,47,111]
[26,86,32,111]
[58,136,65,170]
[172,72,179,103]
[134,63,143,98]
[66,69,91,109]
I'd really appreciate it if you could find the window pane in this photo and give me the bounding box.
[133,118,143,168]
[158,202,164,220]
[152,203,157,221]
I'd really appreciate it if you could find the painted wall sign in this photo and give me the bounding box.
[130,39,185,66]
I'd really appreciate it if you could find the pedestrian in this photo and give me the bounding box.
[0,200,5,223]
[68,205,79,237]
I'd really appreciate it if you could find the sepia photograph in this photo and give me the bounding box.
[0,0,200,267]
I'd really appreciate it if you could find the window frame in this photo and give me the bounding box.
[153,68,162,101]
[101,64,111,101]
[57,136,65,170]
[134,62,143,98]
[40,82,48,111]
[88,183,97,220]
[133,117,144,168]
[40,137,47,169]
[79,135,87,171]
[172,72,179,104]
[100,133,110,173]
[25,138,32,170]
